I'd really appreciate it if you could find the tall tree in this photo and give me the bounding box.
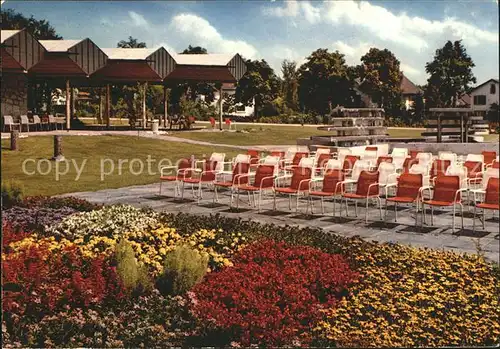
[424,40,476,107]
[117,36,146,48]
[357,48,403,111]
[281,60,299,111]
[1,8,61,39]
[298,49,355,115]
[235,59,280,117]
[182,45,207,54]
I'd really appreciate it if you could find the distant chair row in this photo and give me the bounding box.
[2,115,66,132]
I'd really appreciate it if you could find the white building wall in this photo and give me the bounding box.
[471,80,499,112]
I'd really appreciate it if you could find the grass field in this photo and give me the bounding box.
[1,136,237,196]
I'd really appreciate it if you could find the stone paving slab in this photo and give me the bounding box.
[60,181,500,263]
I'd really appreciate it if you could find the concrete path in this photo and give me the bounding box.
[61,181,499,263]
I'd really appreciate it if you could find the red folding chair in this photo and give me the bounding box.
[472,177,499,231]
[180,160,218,202]
[233,164,276,211]
[308,169,345,215]
[401,157,419,174]
[376,156,393,168]
[464,160,484,187]
[385,173,422,223]
[274,166,312,212]
[285,151,309,171]
[213,162,250,204]
[247,149,261,167]
[342,155,360,176]
[482,151,497,167]
[209,117,216,129]
[430,159,451,182]
[342,170,382,222]
[159,158,194,196]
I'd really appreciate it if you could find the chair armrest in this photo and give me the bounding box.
[260,175,276,190]
[297,178,312,191]
[419,185,433,201]
[160,165,177,176]
[236,172,256,185]
[367,183,380,197]
[454,188,468,202]
[384,182,398,197]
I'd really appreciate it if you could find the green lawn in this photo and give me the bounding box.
[1,136,237,196]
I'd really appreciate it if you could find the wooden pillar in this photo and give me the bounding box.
[163,84,168,128]
[459,112,464,143]
[464,113,469,143]
[106,84,111,128]
[437,112,441,143]
[65,79,71,130]
[219,87,223,131]
[10,130,19,151]
[99,87,103,123]
[70,87,75,120]
[142,82,147,129]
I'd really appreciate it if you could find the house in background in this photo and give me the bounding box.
[469,78,499,112]
[354,73,422,110]
[210,82,255,117]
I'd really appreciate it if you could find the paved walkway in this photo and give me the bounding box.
[61,181,499,263]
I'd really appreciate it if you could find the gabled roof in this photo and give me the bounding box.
[470,78,499,93]
[400,74,422,95]
[1,29,22,43]
[173,53,234,66]
[40,40,84,52]
[102,48,158,60]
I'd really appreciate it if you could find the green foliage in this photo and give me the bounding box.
[281,60,299,111]
[157,245,208,296]
[117,36,146,48]
[236,59,281,117]
[425,40,476,107]
[114,240,152,293]
[1,180,25,209]
[298,49,356,115]
[357,47,403,111]
[1,8,61,40]
[485,103,499,124]
[182,45,207,54]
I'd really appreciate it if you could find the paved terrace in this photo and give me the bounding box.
[61,181,499,263]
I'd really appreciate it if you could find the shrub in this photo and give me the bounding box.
[114,239,152,294]
[1,180,24,209]
[2,222,31,251]
[44,204,160,240]
[157,245,209,296]
[191,240,358,347]
[21,196,101,211]
[2,206,78,232]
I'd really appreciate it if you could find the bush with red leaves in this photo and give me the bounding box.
[2,243,126,321]
[190,240,358,347]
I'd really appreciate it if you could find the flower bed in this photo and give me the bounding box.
[2,203,499,347]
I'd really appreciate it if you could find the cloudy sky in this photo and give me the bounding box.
[4,0,498,85]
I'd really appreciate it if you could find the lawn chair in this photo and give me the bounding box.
[224,118,234,130]
[308,169,345,216]
[159,158,194,197]
[233,164,277,210]
[197,152,226,172]
[416,152,433,169]
[247,149,261,167]
[180,159,219,202]
[284,151,309,171]
[400,157,420,174]
[482,151,497,167]
[2,115,20,132]
[20,115,33,132]
[409,163,431,187]
[362,149,378,167]
[420,175,467,233]
[409,150,420,159]
[336,148,352,164]
[430,159,451,182]
[342,155,360,176]
[314,152,333,177]
[438,151,457,163]
[213,161,251,204]
[32,115,42,131]
[377,161,399,195]
[48,115,58,130]
[472,177,499,232]
[54,114,66,129]
[391,148,408,171]
[341,170,383,223]
[221,154,251,175]
[209,117,216,129]
[273,166,312,212]
[376,156,393,168]
[464,159,484,188]
[384,173,423,223]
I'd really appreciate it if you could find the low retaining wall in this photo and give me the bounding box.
[389,142,499,155]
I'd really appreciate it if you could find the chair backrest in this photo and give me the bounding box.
[430,159,451,179]
[482,167,500,190]
[298,157,315,169]
[409,150,420,159]
[466,154,484,164]
[438,151,457,163]
[493,160,500,169]
[324,159,342,171]
[463,161,483,178]
[396,173,422,200]
[285,147,297,161]
[289,166,312,191]
[433,175,460,203]
[233,154,251,165]
[402,157,419,173]
[409,163,429,176]
[351,160,372,182]
[201,160,218,181]
[247,149,260,165]
[378,162,397,186]
[316,153,331,169]
[484,177,500,205]
[362,150,378,166]
[376,156,393,167]
[356,171,379,196]
[20,115,29,124]
[33,115,41,124]
[365,146,378,152]
[322,169,344,194]
[416,152,432,166]
[210,153,226,171]
[232,162,251,184]
[391,147,408,158]
[209,117,216,125]
[482,151,497,166]
[262,155,281,166]
[337,148,351,163]
[291,152,308,166]
[225,118,231,125]
[342,155,360,173]
[3,115,14,125]
[176,158,193,178]
[253,164,275,188]
[445,164,467,189]
[315,148,330,156]
[270,150,285,158]
[48,115,56,123]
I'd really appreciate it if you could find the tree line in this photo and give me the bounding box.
[3,8,487,126]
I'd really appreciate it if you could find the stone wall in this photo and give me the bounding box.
[389,142,499,155]
[1,73,28,118]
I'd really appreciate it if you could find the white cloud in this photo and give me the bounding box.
[128,11,150,29]
[331,41,373,65]
[169,13,258,58]
[262,0,320,24]
[400,63,422,80]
